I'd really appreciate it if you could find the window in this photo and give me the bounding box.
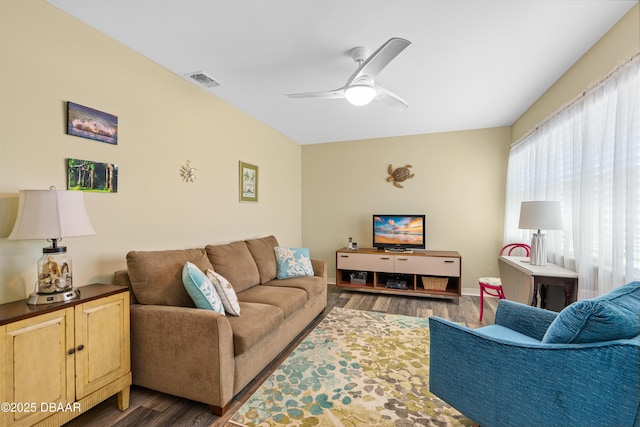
[504,54,640,298]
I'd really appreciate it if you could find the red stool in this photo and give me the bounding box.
[478,243,531,321]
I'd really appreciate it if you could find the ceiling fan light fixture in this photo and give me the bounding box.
[344,84,376,106]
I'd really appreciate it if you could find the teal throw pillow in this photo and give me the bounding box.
[274,247,314,279]
[182,262,225,314]
[542,281,640,344]
[206,269,241,316]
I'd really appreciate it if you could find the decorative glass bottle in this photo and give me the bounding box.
[36,247,73,294]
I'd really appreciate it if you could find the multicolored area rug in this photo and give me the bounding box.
[230,307,472,426]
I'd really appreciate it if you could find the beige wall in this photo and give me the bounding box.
[1,2,637,304]
[301,128,512,292]
[0,1,302,303]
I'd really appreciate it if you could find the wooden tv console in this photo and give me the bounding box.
[335,248,462,303]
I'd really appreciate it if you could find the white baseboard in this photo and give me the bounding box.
[462,288,480,297]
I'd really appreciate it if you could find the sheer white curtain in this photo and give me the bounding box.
[504,53,640,299]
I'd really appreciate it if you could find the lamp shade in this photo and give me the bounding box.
[8,189,95,241]
[518,201,563,230]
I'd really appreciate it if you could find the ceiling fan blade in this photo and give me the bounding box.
[284,88,345,99]
[347,37,411,86]
[376,85,409,109]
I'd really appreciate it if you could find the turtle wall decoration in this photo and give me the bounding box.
[387,164,414,188]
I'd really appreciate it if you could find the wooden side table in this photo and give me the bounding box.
[498,256,579,310]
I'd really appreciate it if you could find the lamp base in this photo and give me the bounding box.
[26,288,80,305]
[530,232,547,266]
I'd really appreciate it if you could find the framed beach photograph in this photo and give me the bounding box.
[67,158,118,193]
[67,101,118,145]
[239,161,258,202]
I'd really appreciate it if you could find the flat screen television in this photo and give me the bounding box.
[372,214,426,251]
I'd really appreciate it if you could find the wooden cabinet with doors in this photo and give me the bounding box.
[0,284,131,427]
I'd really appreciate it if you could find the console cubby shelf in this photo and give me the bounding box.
[335,247,462,303]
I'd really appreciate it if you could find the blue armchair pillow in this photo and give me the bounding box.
[274,247,314,279]
[542,281,640,344]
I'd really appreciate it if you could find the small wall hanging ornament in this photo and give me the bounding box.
[387,164,414,188]
[180,160,197,183]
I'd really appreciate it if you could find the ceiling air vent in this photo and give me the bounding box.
[185,71,221,88]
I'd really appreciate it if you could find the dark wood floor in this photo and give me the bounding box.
[63,285,499,427]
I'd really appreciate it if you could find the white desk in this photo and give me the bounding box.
[498,256,579,310]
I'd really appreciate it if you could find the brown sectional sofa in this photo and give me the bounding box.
[112,235,327,415]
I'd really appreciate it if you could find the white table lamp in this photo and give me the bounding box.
[518,201,562,266]
[8,188,95,305]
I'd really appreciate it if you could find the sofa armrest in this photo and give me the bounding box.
[495,299,558,341]
[429,316,640,427]
[113,269,139,304]
[129,304,235,410]
[311,259,327,281]
[113,269,131,287]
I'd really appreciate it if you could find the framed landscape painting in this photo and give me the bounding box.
[239,161,258,202]
[67,158,118,193]
[67,101,118,145]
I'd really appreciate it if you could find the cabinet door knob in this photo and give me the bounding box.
[444,260,454,263]
[69,345,85,355]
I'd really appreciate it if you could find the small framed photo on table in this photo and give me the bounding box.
[239,161,258,202]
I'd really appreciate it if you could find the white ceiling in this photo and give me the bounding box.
[46,0,637,145]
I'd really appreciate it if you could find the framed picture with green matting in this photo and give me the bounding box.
[239,161,258,202]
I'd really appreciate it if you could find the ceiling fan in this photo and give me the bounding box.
[285,37,411,108]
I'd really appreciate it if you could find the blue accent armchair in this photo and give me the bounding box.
[429,282,640,427]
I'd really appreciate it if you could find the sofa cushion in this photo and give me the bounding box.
[245,235,279,283]
[206,241,260,293]
[263,276,325,300]
[237,285,307,318]
[127,249,213,306]
[206,269,241,316]
[182,262,225,314]
[542,281,640,344]
[226,302,284,355]
[274,247,314,279]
